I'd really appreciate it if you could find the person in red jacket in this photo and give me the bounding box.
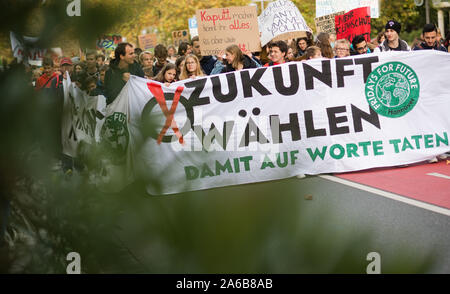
[35,57,58,90]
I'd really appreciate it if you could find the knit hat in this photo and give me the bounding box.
[385,20,401,35]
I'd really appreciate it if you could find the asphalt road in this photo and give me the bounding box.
[292,175,450,274]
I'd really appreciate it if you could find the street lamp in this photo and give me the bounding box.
[251,0,270,11]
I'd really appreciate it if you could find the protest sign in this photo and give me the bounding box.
[258,0,312,47]
[138,33,157,50]
[10,32,46,66]
[316,0,379,19]
[96,35,122,50]
[188,16,199,38]
[335,7,371,43]
[62,74,106,157]
[172,30,190,47]
[101,51,450,195]
[196,6,261,56]
[314,11,345,35]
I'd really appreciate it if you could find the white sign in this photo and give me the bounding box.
[316,0,379,18]
[10,32,46,66]
[103,51,450,195]
[188,16,198,38]
[62,74,106,157]
[258,0,312,47]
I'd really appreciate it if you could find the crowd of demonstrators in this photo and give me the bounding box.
[26,18,450,100]
[16,17,449,175]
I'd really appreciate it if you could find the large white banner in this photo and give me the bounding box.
[102,51,450,195]
[316,0,379,18]
[258,0,312,47]
[62,75,106,157]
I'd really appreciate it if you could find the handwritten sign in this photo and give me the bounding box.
[96,35,122,50]
[138,34,157,50]
[172,30,190,47]
[196,6,261,56]
[258,0,312,47]
[335,7,371,43]
[315,11,344,35]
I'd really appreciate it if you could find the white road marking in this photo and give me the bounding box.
[319,175,450,217]
[426,173,450,180]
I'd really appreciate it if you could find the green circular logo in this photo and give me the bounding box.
[100,112,129,164]
[365,62,420,118]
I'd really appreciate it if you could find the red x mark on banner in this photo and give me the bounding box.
[147,82,185,145]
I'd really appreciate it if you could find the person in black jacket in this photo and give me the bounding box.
[413,23,448,52]
[221,45,259,73]
[104,42,144,104]
[191,36,217,75]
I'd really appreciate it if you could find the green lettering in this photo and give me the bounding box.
[424,134,433,148]
[240,156,253,171]
[373,141,384,155]
[401,138,414,151]
[276,152,288,168]
[215,159,233,175]
[185,166,199,180]
[346,143,359,158]
[358,141,371,156]
[389,139,401,153]
[261,155,275,169]
[436,132,448,147]
[307,146,328,162]
[200,163,215,178]
[410,135,422,149]
[330,144,345,160]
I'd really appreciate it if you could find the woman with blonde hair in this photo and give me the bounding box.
[334,39,350,58]
[179,54,204,80]
[213,44,259,74]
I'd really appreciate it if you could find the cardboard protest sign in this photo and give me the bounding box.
[138,34,157,50]
[314,11,345,34]
[316,0,379,19]
[172,30,190,47]
[96,35,122,50]
[258,0,312,47]
[196,6,261,56]
[335,7,371,43]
